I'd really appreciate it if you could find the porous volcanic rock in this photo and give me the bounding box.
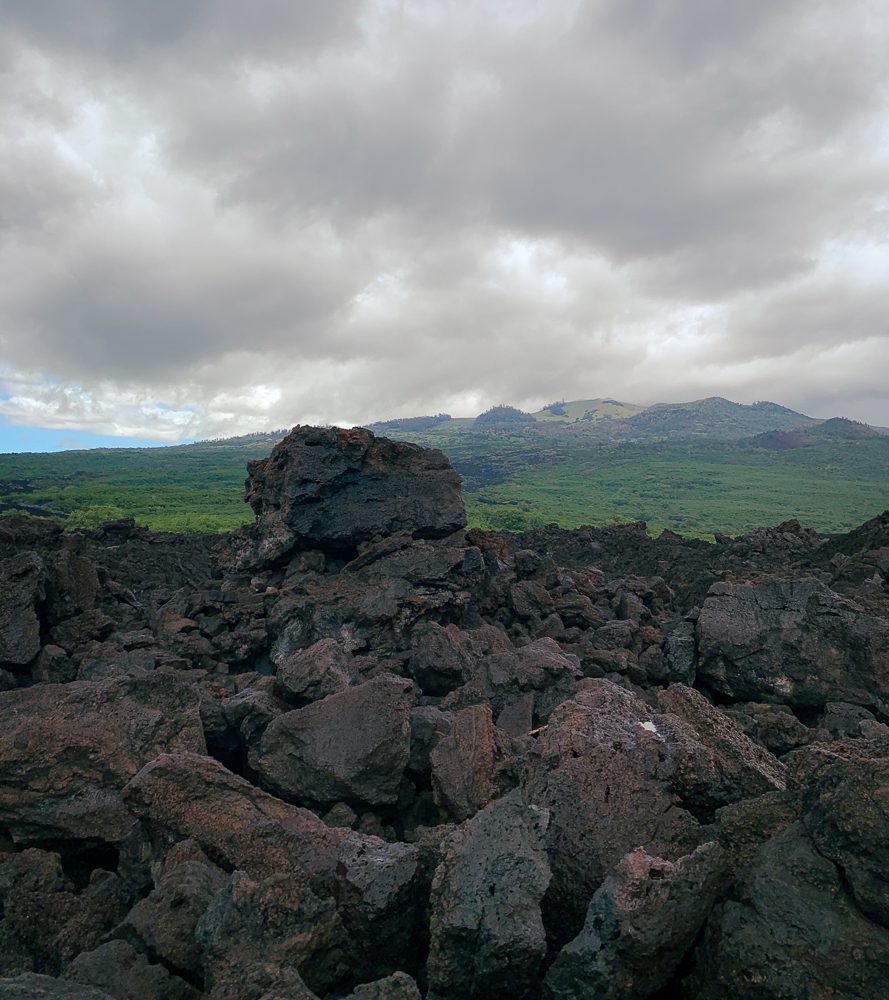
[252,675,415,806]
[426,790,552,1000]
[0,675,205,844]
[123,753,348,884]
[544,843,725,1000]
[697,577,889,711]
[789,735,889,927]
[242,425,466,565]
[0,976,115,999]
[0,552,44,668]
[683,822,889,998]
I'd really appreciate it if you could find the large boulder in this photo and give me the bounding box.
[123,753,348,884]
[253,675,414,807]
[242,425,466,564]
[426,790,551,1000]
[0,552,44,669]
[697,577,889,712]
[790,736,889,927]
[0,675,205,843]
[683,823,889,997]
[113,858,228,974]
[195,870,342,1000]
[0,849,131,978]
[526,680,783,937]
[544,843,725,1000]
[63,941,197,1000]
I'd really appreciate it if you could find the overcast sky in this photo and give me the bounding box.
[2,0,888,446]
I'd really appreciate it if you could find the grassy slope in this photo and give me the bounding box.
[0,410,886,538]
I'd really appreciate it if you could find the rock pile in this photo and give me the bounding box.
[1,425,888,998]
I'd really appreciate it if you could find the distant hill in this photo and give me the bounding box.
[372,395,818,444]
[752,417,883,451]
[1,396,886,538]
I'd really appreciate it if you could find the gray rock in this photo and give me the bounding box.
[196,871,342,1000]
[430,704,515,822]
[63,941,197,1000]
[345,973,421,999]
[241,425,466,566]
[683,823,889,998]
[544,843,725,999]
[442,637,581,726]
[114,859,227,973]
[0,976,114,1000]
[253,675,414,806]
[790,736,889,928]
[697,577,889,711]
[426,790,551,1000]
[274,638,358,703]
[0,552,44,668]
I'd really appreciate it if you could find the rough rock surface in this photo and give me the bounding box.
[544,843,725,1000]
[1,429,888,998]
[0,675,205,843]
[426,790,552,1000]
[242,425,466,565]
[253,675,415,806]
[697,577,889,710]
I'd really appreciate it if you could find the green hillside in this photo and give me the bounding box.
[0,403,886,538]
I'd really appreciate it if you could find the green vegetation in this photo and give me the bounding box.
[1,401,886,538]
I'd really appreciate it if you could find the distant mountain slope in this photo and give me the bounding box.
[618,397,817,441]
[752,417,883,450]
[532,398,646,423]
[372,395,818,444]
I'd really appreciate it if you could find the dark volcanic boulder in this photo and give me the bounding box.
[0,675,205,843]
[790,736,889,927]
[114,858,228,974]
[242,425,466,564]
[544,843,725,1000]
[63,940,197,1000]
[683,823,889,998]
[195,870,342,1000]
[426,790,551,1000]
[123,753,348,884]
[526,680,783,936]
[0,552,44,669]
[253,675,415,806]
[0,976,114,999]
[697,577,889,711]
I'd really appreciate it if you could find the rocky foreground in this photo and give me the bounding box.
[1,425,888,999]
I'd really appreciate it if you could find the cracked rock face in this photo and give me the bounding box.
[1,430,889,998]
[241,425,466,566]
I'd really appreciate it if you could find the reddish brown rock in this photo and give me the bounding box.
[0,675,205,844]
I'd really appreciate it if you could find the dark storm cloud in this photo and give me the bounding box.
[0,0,887,437]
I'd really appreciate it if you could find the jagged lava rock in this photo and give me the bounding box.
[242,425,466,564]
[0,675,205,844]
[426,789,551,1000]
[683,822,889,998]
[253,675,414,807]
[697,577,889,711]
[544,843,725,1000]
[123,753,348,884]
[0,976,115,999]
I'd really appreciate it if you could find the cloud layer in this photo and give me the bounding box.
[2,0,888,439]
